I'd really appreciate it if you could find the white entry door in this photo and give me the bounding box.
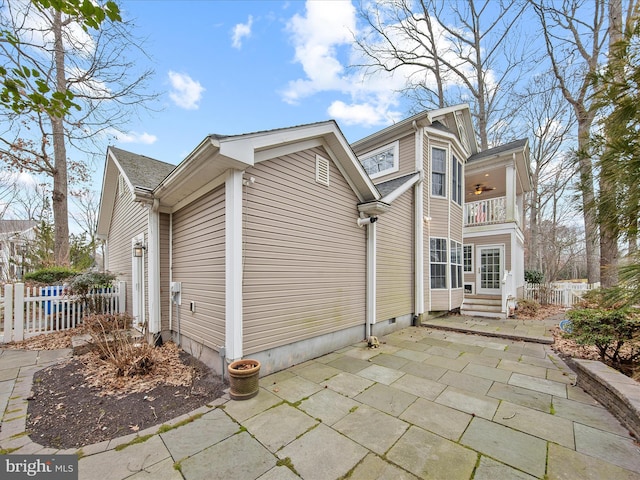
[476,245,503,295]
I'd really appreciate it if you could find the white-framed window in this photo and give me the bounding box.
[452,154,462,205]
[431,147,446,197]
[316,154,330,186]
[430,237,447,289]
[463,244,473,273]
[360,141,399,179]
[451,240,462,289]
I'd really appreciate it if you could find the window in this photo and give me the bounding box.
[430,238,447,289]
[360,141,399,179]
[452,155,462,205]
[316,155,330,186]
[432,147,446,197]
[463,245,473,273]
[451,241,462,289]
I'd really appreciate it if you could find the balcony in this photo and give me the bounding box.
[465,196,520,227]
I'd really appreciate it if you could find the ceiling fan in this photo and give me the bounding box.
[472,184,495,195]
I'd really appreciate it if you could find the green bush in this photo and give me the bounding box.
[524,270,544,284]
[24,266,78,284]
[566,299,640,365]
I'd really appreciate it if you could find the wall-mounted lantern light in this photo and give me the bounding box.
[133,242,145,258]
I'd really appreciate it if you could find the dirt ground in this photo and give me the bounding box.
[4,329,227,449]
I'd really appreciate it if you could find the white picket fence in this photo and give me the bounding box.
[523,282,599,307]
[0,281,126,343]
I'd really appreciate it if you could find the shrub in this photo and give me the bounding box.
[83,313,132,335]
[565,293,640,366]
[517,298,540,317]
[525,270,544,284]
[24,266,77,284]
[83,313,153,377]
[67,271,117,315]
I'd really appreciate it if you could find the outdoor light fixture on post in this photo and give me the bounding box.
[133,242,145,258]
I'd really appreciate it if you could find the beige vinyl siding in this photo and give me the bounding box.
[431,290,449,310]
[376,188,413,322]
[106,181,148,317]
[172,186,225,351]
[450,205,463,243]
[243,147,366,355]
[159,213,170,332]
[451,288,464,309]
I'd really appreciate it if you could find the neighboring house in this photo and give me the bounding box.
[97,104,531,375]
[0,220,37,282]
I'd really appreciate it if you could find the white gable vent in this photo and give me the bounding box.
[316,155,330,186]
[118,174,126,197]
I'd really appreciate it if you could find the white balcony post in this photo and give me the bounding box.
[505,164,516,222]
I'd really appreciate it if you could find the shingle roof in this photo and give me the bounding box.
[467,138,528,163]
[0,220,37,234]
[109,146,176,190]
[375,173,419,197]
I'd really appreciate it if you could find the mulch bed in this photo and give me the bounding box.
[19,338,227,449]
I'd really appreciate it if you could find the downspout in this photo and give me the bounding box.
[413,120,425,325]
[169,212,174,335]
[365,217,376,338]
[148,198,161,343]
[225,169,244,361]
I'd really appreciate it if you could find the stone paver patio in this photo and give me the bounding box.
[2,319,640,479]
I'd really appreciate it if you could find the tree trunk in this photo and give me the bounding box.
[51,10,70,266]
[599,0,623,288]
[576,114,599,284]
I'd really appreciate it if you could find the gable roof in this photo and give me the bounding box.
[153,121,380,207]
[467,139,528,163]
[108,146,175,190]
[375,173,420,197]
[0,220,37,235]
[98,122,381,236]
[351,104,478,157]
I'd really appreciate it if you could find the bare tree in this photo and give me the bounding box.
[531,0,639,284]
[517,72,575,272]
[354,0,532,148]
[70,189,102,269]
[0,0,156,266]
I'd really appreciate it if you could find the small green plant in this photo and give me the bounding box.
[114,434,154,451]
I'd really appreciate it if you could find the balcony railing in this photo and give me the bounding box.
[465,196,506,226]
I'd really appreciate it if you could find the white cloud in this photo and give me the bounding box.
[168,71,205,110]
[114,131,157,145]
[282,1,489,130]
[328,101,401,127]
[232,15,253,49]
[282,1,406,129]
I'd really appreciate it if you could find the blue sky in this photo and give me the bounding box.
[111,0,410,166]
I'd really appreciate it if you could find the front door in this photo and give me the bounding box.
[476,245,503,295]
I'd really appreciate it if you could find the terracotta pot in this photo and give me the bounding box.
[227,359,261,400]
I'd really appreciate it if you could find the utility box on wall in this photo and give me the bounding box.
[170,281,182,305]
